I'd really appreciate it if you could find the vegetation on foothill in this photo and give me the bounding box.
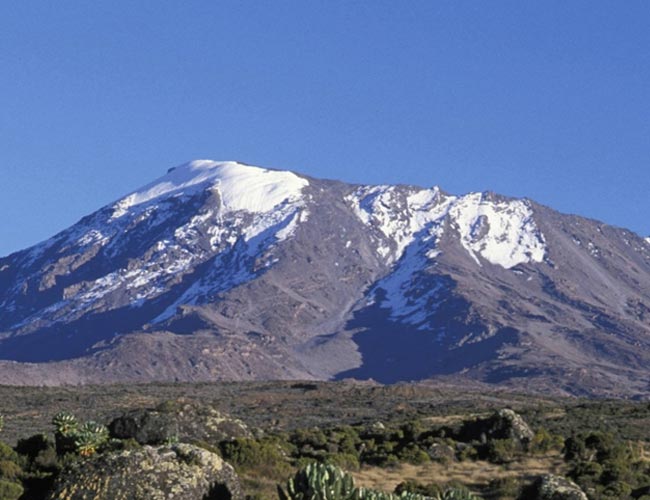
[0,382,649,499]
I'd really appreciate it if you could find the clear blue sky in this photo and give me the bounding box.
[2,1,649,257]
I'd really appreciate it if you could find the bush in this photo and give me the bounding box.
[0,480,22,500]
[602,480,632,497]
[486,439,519,463]
[488,477,521,499]
[219,437,292,478]
[0,461,21,482]
[0,444,16,463]
[326,452,360,471]
[529,428,563,454]
[394,479,443,497]
[396,444,430,465]
[456,444,478,462]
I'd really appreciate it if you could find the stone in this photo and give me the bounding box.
[47,443,243,500]
[109,400,251,446]
[457,408,534,445]
[528,474,589,500]
[426,443,456,462]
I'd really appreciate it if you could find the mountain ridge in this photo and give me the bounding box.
[1,160,650,397]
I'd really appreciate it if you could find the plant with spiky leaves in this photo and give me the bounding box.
[278,463,357,500]
[52,411,80,455]
[439,489,481,500]
[52,412,110,457]
[278,463,481,500]
[78,421,109,443]
[52,411,78,436]
[73,421,109,457]
[73,431,100,457]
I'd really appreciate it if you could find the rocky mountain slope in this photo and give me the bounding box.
[1,160,650,396]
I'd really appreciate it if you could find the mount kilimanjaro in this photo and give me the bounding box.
[1,160,650,397]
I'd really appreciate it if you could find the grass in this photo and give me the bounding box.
[352,453,566,493]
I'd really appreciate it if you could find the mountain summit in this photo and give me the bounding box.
[2,161,650,396]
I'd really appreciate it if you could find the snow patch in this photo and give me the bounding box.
[348,186,545,269]
[111,160,309,219]
[346,185,450,264]
[448,193,546,269]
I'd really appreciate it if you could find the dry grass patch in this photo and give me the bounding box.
[420,413,485,426]
[352,453,567,492]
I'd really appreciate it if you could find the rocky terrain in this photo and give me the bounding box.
[1,160,650,396]
[1,381,649,500]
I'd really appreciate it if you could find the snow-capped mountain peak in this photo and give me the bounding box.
[3,160,650,397]
[111,160,309,219]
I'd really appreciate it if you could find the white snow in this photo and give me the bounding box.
[347,187,546,269]
[346,185,451,264]
[111,160,309,218]
[375,242,446,330]
[448,193,546,269]
[9,161,312,324]
[77,229,109,247]
[347,185,547,326]
[275,210,305,241]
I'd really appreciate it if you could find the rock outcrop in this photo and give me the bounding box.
[527,474,589,500]
[109,400,251,446]
[47,443,243,500]
[457,409,534,444]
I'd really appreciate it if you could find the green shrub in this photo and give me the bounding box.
[563,436,587,461]
[33,446,59,472]
[394,479,443,497]
[456,445,477,462]
[487,477,521,499]
[220,437,292,479]
[326,453,360,471]
[0,479,23,500]
[0,461,21,482]
[396,444,430,465]
[602,480,632,497]
[292,429,329,449]
[529,428,563,454]
[486,439,518,463]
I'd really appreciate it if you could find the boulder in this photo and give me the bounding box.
[426,443,456,462]
[527,474,588,500]
[457,408,534,444]
[492,409,535,443]
[109,409,178,445]
[47,443,243,500]
[109,400,251,446]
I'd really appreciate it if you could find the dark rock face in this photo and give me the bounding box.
[109,401,251,446]
[109,410,178,445]
[46,443,243,500]
[2,160,650,397]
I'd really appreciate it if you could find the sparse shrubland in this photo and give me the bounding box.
[0,382,649,499]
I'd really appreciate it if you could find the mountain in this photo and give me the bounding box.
[1,160,650,397]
